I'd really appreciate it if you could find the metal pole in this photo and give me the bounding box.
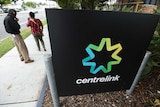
[44,54,60,107]
[126,51,151,94]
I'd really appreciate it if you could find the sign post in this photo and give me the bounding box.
[126,51,151,94]
[44,54,60,107]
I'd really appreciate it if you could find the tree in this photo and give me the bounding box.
[53,0,109,10]
[54,0,78,9]
[80,0,98,9]
[12,0,18,4]
[25,2,36,8]
[0,0,10,8]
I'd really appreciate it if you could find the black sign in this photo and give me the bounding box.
[45,9,159,96]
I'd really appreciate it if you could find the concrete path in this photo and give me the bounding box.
[0,25,51,107]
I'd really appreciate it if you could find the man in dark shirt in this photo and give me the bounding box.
[4,9,34,64]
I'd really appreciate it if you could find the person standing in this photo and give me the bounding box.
[27,12,46,51]
[3,9,34,64]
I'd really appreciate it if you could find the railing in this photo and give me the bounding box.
[113,1,144,12]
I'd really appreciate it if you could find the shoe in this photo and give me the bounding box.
[44,49,46,51]
[21,58,24,61]
[25,59,34,64]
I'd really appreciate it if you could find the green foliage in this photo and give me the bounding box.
[55,0,108,10]
[0,37,14,57]
[20,28,31,39]
[148,34,160,67]
[0,0,10,4]
[80,0,99,10]
[121,5,134,12]
[147,8,160,68]
[56,0,78,9]
[142,8,160,77]
[120,5,142,13]
[25,2,36,8]
[0,0,10,8]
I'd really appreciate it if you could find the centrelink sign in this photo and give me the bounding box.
[45,9,159,96]
[77,38,122,84]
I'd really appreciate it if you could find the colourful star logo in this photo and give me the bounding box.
[82,38,122,74]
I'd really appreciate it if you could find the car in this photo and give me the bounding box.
[2,8,21,13]
[3,8,10,13]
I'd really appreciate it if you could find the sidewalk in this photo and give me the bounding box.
[0,25,51,107]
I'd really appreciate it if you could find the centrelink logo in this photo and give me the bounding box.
[82,38,122,74]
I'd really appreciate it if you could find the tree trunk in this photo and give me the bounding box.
[81,0,95,10]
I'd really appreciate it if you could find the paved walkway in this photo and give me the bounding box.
[0,25,51,107]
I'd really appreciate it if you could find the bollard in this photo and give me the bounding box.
[44,54,60,107]
[126,51,151,94]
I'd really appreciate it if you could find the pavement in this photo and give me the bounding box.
[0,25,51,107]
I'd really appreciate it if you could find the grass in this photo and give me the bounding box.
[0,19,47,58]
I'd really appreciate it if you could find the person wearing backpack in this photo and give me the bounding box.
[27,12,46,51]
